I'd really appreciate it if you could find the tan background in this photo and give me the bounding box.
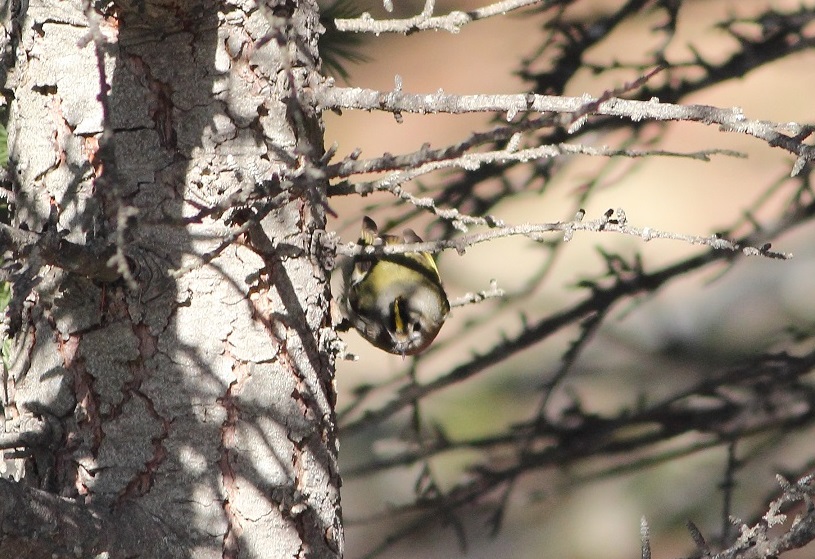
[324,1,815,557]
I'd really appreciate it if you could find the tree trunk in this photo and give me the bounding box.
[1,0,342,557]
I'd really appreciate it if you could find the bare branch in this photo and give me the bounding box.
[328,143,744,202]
[641,517,652,559]
[81,0,137,289]
[339,195,805,437]
[686,474,815,559]
[449,279,505,308]
[336,209,792,261]
[317,85,815,173]
[334,0,548,34]
[340,248,713,437]
[348,350,815,556]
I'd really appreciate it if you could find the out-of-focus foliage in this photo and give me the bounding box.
[319,0,370,80]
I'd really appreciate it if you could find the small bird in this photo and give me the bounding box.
[342,216,449,356]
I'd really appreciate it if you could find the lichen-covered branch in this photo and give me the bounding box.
[336,209,791,261]
[334,0,549,34]
[317,85,814,174]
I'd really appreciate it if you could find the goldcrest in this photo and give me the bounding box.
[342,216,449,356]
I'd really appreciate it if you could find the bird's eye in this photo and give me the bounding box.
[411,321,422,333]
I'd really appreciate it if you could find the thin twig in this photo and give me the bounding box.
[336,210,792,261]
[329,144,745,204]
[334,0,548,34]
[81,1,137,289]
[317,85,815,174]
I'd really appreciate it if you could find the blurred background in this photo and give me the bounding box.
[321,0,815,557]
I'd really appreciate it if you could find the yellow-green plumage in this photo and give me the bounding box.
[344,217,449,356]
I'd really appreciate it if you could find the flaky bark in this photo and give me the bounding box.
[1,0,341,557]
